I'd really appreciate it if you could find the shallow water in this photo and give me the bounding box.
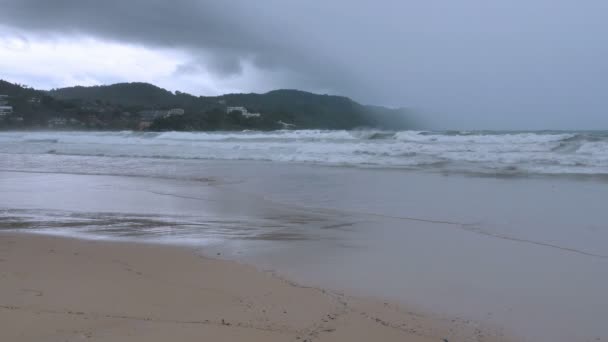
[1,132,608,342]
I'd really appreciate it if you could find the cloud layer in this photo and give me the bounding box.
[1,0,608,129]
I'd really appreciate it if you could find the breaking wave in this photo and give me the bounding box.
[1,130,608,176]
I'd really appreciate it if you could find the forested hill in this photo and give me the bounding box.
[2,80,415,130]
[49,83,413,129]
[50,83,178,107]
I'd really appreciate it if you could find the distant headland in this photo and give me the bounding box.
[0,80,415,131]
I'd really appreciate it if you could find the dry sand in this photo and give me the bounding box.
[0,233,512,342]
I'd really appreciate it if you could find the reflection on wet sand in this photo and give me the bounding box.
[1,166,608,342]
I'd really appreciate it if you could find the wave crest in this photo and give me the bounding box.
[2,130,608,176]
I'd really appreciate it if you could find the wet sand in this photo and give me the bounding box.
[0,233,509,342]
[2,165,608,341]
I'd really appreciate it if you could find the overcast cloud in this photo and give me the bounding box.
[1,0,607,129]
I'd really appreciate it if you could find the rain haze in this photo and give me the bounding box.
[1,0,607,129]
[2,2,608,342]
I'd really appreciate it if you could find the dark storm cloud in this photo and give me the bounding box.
[0,0,360,97]
[0,1,267,74]
[1,0,608,129]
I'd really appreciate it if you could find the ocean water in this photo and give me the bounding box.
[1,130,607,176]
[1,130,608,342]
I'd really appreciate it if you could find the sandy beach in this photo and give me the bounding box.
[3,0,608,337]
[0,233,511,342]
[1,153,607,342]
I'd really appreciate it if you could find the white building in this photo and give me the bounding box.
[0,106,13,117]
[165,108,185,117]
[242,112,261,118]
[28,96,41,104]
[226,106,246,113]
[226,106,261,118]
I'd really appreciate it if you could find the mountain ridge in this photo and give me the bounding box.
[1,80,415,130]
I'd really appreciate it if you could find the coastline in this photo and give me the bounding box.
[0,232,511,342]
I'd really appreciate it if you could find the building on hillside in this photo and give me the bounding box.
[242,111,261,118]
[48,117,68,128]
[0,95,11,117]
[165,108,185,117]
[0,106,13,118]
[28,96,41,104]
[226,106,261,118]
[226,106,246,114]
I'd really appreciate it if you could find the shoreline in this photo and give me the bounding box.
[0,232,512,342]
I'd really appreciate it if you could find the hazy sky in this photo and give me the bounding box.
[1,0,607,129]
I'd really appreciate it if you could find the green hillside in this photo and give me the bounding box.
[2,80,414,130]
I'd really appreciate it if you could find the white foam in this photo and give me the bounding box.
[2,130,608,175]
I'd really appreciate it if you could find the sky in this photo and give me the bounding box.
[1,0,607,129]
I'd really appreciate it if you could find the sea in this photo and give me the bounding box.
[1,130,608,342]
[1,130,607,176]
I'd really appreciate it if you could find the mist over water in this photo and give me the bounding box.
[1,130,608,177]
